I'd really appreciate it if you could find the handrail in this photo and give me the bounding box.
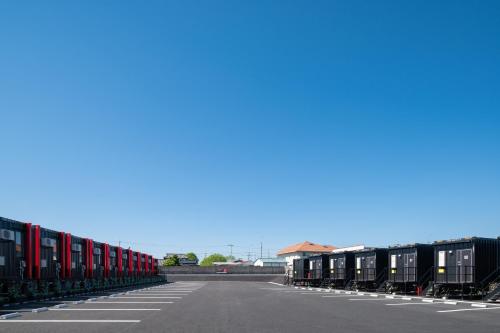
[479,266,500,288]
[375,267,388,284]
[418,266,433,285]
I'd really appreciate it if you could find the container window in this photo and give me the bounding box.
[309,261,313,270]
[330,259,334,268]
[15,231,22,257]
[391,255,397,268]
[438,251,446,267]
[356,257,361,269]
[53,243,57,260]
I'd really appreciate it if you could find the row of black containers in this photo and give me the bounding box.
[292,237,500,300]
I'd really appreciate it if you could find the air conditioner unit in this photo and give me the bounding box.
[71,244,82,252]
[41,238,56,247]
[0,229,15,241]
[110,251,116,258]
[93,248,101,255]
[122,254,128,259]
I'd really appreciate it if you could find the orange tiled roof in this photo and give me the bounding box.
[277,241,336,256]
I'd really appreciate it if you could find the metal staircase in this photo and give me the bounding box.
[481,267,500,302]
[485,283,500,302]
[375,268,388,292]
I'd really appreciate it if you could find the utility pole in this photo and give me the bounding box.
[227,244,234,258]
[260,242,263,259]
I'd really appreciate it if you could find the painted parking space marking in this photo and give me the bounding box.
[386,302,442,306]
[349,298,389,301]
[124,293,190,298]
[322,295,366,298]
[437,307,500,313]
[86,301,174,304]
[50,308,161,311]
[0,320,141,323]
[111,296,182,299]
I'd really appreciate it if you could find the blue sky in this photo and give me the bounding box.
[1,1,499,260]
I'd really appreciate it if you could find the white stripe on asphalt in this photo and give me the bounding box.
[437,307,500,313]
[112,297,182,299]
[386,303,443,306]
[86,301,174,304]
[322,295,365,298]
[0,320,141,323]
[349,298,389,301]
[125,294,188,296]
[143,290,193,292]
[50,308,161,311]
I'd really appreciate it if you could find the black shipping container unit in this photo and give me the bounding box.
[39,227,63,281]
[432,237,500,298]
[110,246,118,278]
[387,243,434,295]
[307,254,329,286]
[69,235,86,280]
[293,258,309,285]
[0,217,27,281]
[328,252,355,289]
[91,241,103,279]
[353,248,388,291]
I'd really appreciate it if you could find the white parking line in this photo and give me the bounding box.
[87,301,174,304]
[111,296,182,299]
[50,308,161,311]
[143,290,193,292]
[437,307,500,313]
[349,298,389,301]
[0,320,141,323]
[125,293,190,298]
[386,303,443,306]
[322,295,365,298]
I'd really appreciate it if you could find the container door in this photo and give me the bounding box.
[404,253,416,282]
[13,230,24,280]
[338,257,345,279]
[366,255,376,281]
[447,250,457,283]
[457,249,473,283]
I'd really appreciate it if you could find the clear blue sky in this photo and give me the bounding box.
[1,1,499,260]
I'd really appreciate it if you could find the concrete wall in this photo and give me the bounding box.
[160,266,285,275]
[162,274,285,283]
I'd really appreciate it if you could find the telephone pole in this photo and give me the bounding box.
[227,244,234,257]
[260,242,263,259]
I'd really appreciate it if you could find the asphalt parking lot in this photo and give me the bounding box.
[1,281,499,332]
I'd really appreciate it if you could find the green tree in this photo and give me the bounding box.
[163,255,180,267]
[186,252,198,262]
[225,255,236,261]
[200,253,227,266]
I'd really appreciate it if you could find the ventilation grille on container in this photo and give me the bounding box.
[0,229,15,241]
[41,238,57,247]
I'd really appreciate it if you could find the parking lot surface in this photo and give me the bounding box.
[1,281,500,332]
